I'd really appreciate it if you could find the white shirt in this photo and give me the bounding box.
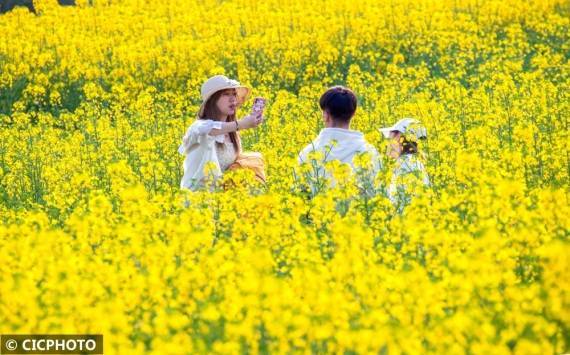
[215,136,238,172]
[298,128,382,190]
[177,119,237,190]
[388,153,430,207]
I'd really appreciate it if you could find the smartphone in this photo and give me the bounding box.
[251,97,266,115]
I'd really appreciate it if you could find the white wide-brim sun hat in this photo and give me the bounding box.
[198,75,251,117]
[379,117,427,139]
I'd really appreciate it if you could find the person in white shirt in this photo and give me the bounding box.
[298,86,381,194]
[178,75,264,190]
[380,118,430,210]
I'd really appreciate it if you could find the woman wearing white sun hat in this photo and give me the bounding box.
[380,118,430,211]
[178,75,265,191]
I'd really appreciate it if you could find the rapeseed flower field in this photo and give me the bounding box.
[0,0,568,353]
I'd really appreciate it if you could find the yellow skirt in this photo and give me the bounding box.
[226,151,266,186]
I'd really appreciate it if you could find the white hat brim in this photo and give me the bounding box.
[379,127,396,138]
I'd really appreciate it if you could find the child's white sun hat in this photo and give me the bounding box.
[380,117,427,139]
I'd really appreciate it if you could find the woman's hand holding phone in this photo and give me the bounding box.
[237,97,267,130]
[251,97,266,118]
[250,97,266,127]
[238,115,260,130]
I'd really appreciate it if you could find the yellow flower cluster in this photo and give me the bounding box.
[0,0,568,353]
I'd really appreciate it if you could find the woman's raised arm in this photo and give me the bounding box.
[208,114,263,136]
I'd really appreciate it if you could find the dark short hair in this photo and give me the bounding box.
[400,135,427,155]
[319,86,357,123]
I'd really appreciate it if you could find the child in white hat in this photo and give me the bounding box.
[380,118,430,211]
[178,75,265,191]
